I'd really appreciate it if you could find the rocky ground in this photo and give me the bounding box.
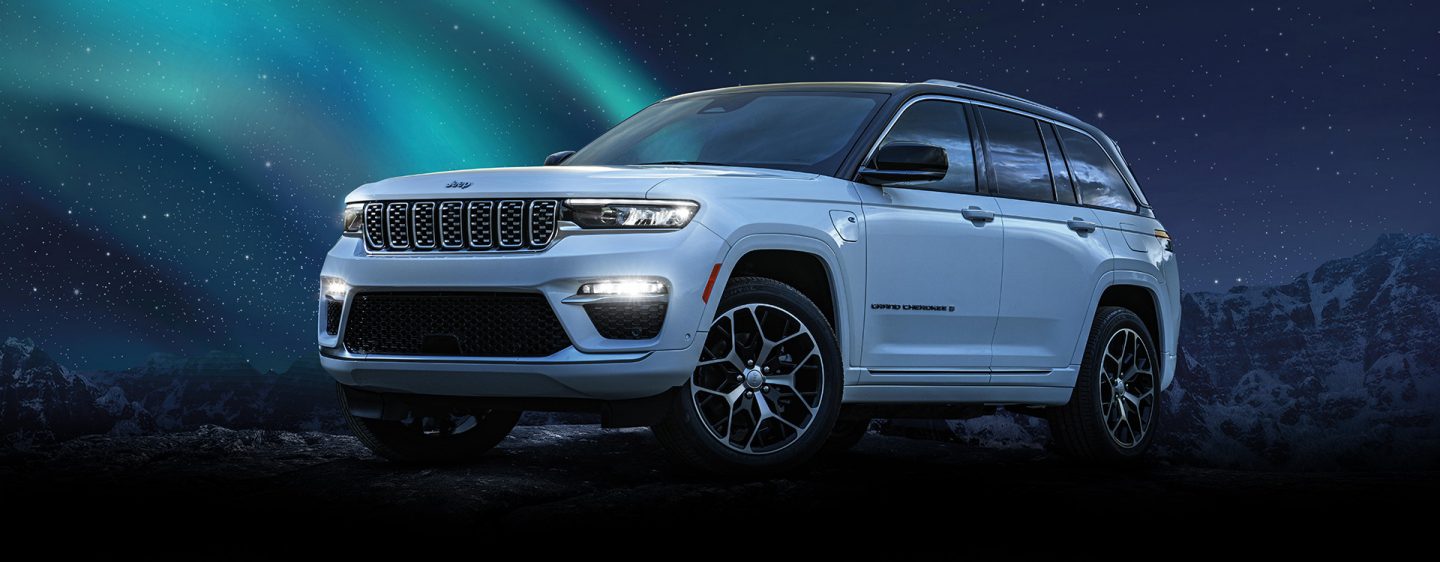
[3,425,1435,553]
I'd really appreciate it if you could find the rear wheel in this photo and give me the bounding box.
[1049,307,1160,463]
[653,277,843,475]
[338,384,521,464]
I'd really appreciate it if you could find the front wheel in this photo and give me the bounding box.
[652,277,843,475]
[1048,306,1161,463]
[337,384,521,464]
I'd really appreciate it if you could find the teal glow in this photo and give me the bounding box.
[0,0,662,368]
[3,0,660,180]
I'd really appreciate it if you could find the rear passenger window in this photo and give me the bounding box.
[978,108,1053,201]
[1058,127,1137,212]
[1041,124,1077,204]
[874,100,977,193]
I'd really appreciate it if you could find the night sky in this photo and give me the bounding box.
[2,1,1435,371]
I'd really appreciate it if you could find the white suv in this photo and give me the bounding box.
[319,80,1180,474]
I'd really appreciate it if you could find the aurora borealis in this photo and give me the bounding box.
[2,1,1436,370]
[2,0,660,369]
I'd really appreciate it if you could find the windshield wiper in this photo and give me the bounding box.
[635,160,740,167]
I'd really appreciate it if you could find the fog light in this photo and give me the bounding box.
[577,279,666,297]
[321,276,349,301]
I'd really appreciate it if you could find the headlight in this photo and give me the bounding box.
[342,203,364,234]
[563,199,698,229]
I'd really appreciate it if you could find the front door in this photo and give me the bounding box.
[857,98,1004,371]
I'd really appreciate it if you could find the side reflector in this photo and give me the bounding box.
[701,264,722,303]
[1154,229,1170,239]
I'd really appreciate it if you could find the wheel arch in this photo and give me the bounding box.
[1072,271,1169,382]
[700,234,851,366]
[1097,284,1161,357]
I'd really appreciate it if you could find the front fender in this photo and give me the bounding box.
[695,233,858,379]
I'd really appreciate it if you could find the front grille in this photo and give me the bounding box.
[361,199,558,252]
[325,300,343,335]
[585,302,667,340]
[343,292,571,357]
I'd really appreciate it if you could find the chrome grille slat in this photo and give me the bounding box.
[529,200,558,246]
[412,202,437,249]
[497,200,526,248]
[385,202,411,249]
[467,201,494,249]
[362,203,386,250]
[439,202,465,249]
[361,199,556,253]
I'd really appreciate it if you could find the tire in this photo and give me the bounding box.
[1049,306,1161,463]
[820,414,871,456]
[337,384,521,464]
[652,276,843,475]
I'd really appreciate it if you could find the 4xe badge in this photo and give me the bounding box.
[445,181,472,189]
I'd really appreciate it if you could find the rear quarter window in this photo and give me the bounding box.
[1058,127,1137,213]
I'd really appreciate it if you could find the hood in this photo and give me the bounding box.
[346,165,817,202]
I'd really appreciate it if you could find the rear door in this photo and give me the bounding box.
[976,107,1112,371]
[857,98,1003,373]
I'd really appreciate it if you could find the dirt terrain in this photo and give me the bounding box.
[2,425,1433,552]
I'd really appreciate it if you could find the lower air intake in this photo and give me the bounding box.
[325,300,343,336]
[584,302,668,340]
[343,292,571,357]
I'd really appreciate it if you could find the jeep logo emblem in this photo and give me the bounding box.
[445,181,472,189]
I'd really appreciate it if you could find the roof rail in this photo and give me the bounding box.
[922,79,1079,121]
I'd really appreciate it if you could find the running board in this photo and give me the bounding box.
[841,385,1073,406]
[848,365,1081,389]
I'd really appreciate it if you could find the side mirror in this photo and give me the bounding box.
[544,150,576,166]
[857,142,947,186]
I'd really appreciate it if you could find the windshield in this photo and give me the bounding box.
[564,91,888,175]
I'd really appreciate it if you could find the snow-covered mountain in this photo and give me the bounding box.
[1163,233,1440,469]
[1,341,340,447]
[85,353,340,433]
[1,337,152,445]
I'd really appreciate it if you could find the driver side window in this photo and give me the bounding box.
[873,100,978,193]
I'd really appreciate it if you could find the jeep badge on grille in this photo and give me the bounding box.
[445,181,472,189]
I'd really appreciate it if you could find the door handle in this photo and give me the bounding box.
[960,207,995,223]
[1067,218,1098,233]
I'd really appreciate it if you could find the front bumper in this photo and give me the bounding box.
[320,347,702,400]
[317,225,727,400]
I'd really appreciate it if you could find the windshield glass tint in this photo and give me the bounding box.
[564,92,887,175]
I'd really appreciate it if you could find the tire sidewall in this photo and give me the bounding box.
[671,278,844,471]
[1084,309,1161,459]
